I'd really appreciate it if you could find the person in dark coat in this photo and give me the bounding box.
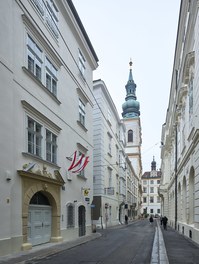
[162,216,168,230]
[149,215,154,225]
[125,215,128,224]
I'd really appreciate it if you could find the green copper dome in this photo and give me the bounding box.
[122,61,140,118]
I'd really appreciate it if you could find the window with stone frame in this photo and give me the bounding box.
[45,57,57,96]
[27,116,42,157]
[78,49,86,77]
[26,34,59,98]
[31,0,59,38]
[143,187,147,193]
[150,196,154,203]
[46,129,57,163]
[27,34,42,81]
[150,187,154,193]
[79,99,85,126]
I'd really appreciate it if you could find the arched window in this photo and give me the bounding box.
[30,192,50,205]
[189,167,195,224]
[67,203,75,228]
[128,130,133,142]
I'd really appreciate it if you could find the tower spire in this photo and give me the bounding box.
[122,60,140,118]
[151,156,156,171]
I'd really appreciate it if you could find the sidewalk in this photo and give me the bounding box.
[150,219,199,264]
[162,224,199,264]
[0,233,101,264]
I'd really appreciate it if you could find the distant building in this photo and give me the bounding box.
[141,157,161,217]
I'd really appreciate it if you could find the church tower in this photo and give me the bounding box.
[122,60,142,179]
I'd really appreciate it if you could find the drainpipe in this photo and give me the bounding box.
[174,119,178,230]
[174,69,178,230]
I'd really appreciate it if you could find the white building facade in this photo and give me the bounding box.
[160,0,199,245]
[141,158,161,217]
[125,156,140,219]
[0,0,98,256]
[92,79,127,227]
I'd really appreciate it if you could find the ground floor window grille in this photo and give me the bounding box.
[67,204,75,228]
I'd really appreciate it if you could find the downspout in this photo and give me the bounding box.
[175,69,178,230]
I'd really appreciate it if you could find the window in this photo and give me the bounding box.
[79,99,85,126]
[108,168,112,187]
[45,57,57,96]
[32,0,59,38]
[143,187,147,193]
[46,0,59,38]
[27,117,42,157]
[78,50,86,77]
[143,180,147,185]
[150,180,154,184]
[150,209,153,214]
[128,130,133,142]
[46,129,57,163]
[26,34,59,99]
[27,35,42,81]
[189,77,193,115]
[32,0,44,15]
[150,196,154,203]
[107,109,111,124]
[67,203,75,228]
[143,197,147,203]
[157,180,160,184]
[116,145,119,164]
[108,133,112,155]
[157,209,160,214]
[150,187,154,193]
[157,196,161,203]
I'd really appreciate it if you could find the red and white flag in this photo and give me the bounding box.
[67,151,89,173]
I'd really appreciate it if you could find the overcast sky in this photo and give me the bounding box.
[72,0,181,172]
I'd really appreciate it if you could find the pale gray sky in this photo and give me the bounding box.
[72,0,181,172]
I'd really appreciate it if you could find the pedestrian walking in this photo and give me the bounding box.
[149,215,153,225]
[162,216,168,230]
[125,215,128,224]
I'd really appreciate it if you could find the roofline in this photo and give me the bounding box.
[67,0,99,63]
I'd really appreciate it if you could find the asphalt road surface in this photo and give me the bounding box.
[30,219,155,264]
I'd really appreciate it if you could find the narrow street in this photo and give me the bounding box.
[27,219,155,264]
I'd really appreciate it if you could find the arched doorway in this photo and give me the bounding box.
[18,169,64,250]
[78,205,86,237]
[28,192,52,246]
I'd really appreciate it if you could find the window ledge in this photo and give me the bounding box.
[22,152,60,169]
[77,174,87,180]
[22,67,61,105]
[77,120,88,132]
